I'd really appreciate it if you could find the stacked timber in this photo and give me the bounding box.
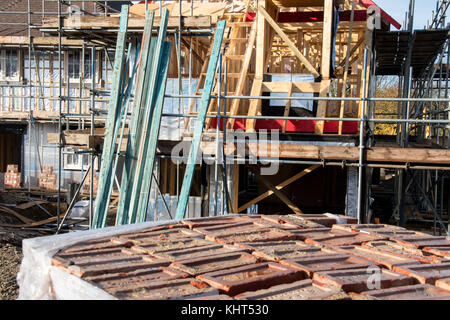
[39,166,57,190]
[4,164,21,189]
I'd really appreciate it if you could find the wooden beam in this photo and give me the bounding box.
[247,166,304,215]
[175,20,227,221]
[200,141,450,166]
[258,5,320,78]
[135,41,172,223]
[116,11,155,226]
[282,82,294,133]
[245,79,263,132]
[92,6,130,229]
[314,0,334,134]
[42,15,212,29]
[232,162,240,213]
[262,82,321,93]
[180,38,204,65]
[227,21,257,130]
[314,79,331,134]
[128,10,170,225]
[238,164,320,212]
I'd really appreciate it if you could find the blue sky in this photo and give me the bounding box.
[374,0,441,30]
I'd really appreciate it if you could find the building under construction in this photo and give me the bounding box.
[0,0,449,300]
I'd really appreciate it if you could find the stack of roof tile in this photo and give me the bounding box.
[50,214,450,300]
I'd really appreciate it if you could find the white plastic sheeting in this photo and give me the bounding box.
[17,219,176,300]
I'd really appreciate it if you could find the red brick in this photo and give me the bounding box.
[52,247,144,268]
[152,244,248,262]
[6,164,19,172]
[197,262,305,296]
[391,234,450,249]
[129,238,213,255]
[207,227,296,244]
[85,267,189,291]
[292,214,337,228]
[288,227,333,241]
[279,215,326,229]
[234,240,327,262]
[280,254,377,277]
[65,256,171,278]
[193,221,257,236]
[305,232,388,247]
[236,279,349,300]
[360,284,450,300]
[180,216,253,229]
[313,268,415,293]
[116,227,202,244]
[435,278,450,291]
[110,278,219,300]
[392,263,450,284]
[362,241,442,264]
[61,237,133,254]
[335,215,358,224]
[187,294,235,300]
[332,224,407,234]
[169,251,260,276]
[257,215,304,230]
[422,246,450,258]
[335,245,419,270]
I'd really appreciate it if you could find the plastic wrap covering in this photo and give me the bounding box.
[17,220,175,300]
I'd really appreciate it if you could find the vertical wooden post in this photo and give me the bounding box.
[232,162,239,213]
[315,0,334,134]
[92,5,129,229]
[175,20,227,220]
[245,1,266,132]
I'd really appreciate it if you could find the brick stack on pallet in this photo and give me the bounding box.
[39,166,57,190]
[49,214,450,300]
[83,169,98,194]
[4,164,21,189]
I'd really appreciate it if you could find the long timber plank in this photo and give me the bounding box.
[175,20,227,221]
[116,11,155,226]
[92,6,129,229]
[200,141,450,166]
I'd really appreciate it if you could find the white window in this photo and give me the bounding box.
[0,49,20,80]
[64,148,98,171]
[67,50,92,81]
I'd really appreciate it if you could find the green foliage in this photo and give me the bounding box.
[374,76,399,135]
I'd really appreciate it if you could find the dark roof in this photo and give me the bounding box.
[0,0,96,36]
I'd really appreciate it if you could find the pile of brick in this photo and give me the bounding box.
[50,214,450,300]
[4,164,21,189]
[83,169,98,194]
[39,166,57,190]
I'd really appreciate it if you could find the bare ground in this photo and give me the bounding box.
[0,241,22,300]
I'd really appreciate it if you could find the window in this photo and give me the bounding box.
[0,49,19,80]
[68,51,80,79]
[64,148,98,171]
[67,50,92,80]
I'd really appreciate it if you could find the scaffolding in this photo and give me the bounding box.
[0,0,449,236]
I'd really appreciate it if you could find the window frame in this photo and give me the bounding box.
[0,48,22,82]
[65,49,93,83]
[63,148,99,171]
